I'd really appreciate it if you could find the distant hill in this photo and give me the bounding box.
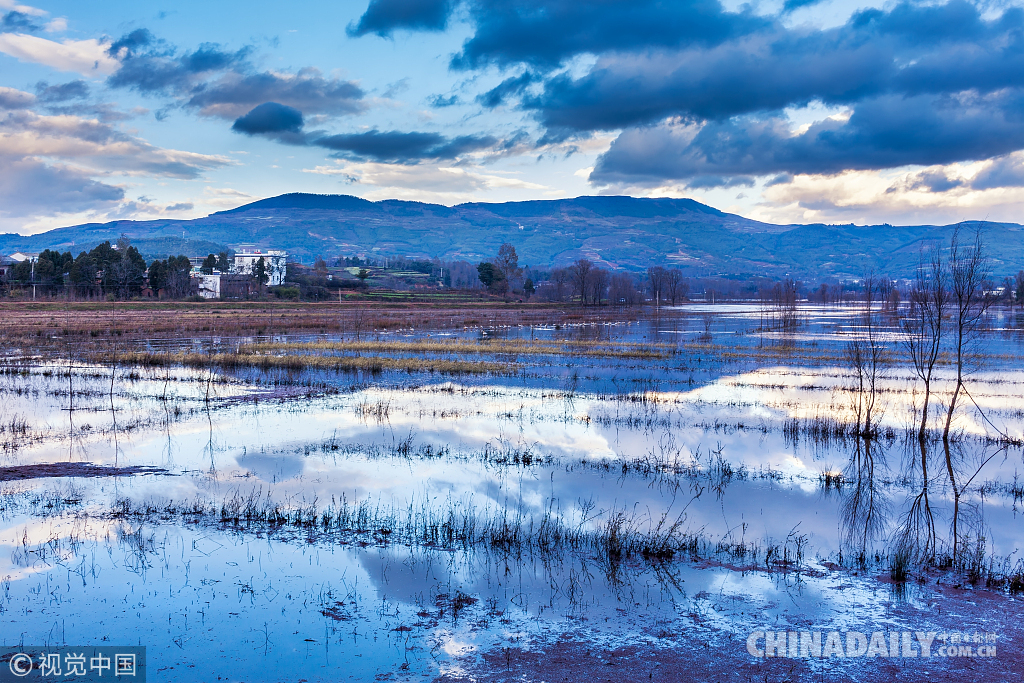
[2,194,1022,279]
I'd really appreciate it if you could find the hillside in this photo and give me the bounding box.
[2,194,1022,279]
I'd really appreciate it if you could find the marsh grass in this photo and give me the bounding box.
[102,486,797,571]
[103,350,513,375]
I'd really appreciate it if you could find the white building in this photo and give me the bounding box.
[233,250,286,286]
[196,274,221,299]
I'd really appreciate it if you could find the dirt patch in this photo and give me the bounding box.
[0,462,171,481]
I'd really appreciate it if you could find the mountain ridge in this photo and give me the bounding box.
[3,194,1022,279]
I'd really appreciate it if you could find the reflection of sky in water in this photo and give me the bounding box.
[3,365,1024,561]
[1,310,1023,680]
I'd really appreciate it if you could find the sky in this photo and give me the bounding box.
[3,0,1024,235]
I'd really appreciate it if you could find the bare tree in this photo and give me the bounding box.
[570,259,593,305]
[665,268,688,304]
[760,278,799,330]
[647,266,667,307]
[845,273,889,437]
[587,268,609,305]
[609,272,641,306]
[941,225,991,565]
[551,268,571,301]
[943,225,990,441]
[900,247,948,442]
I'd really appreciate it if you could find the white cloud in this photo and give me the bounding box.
[749,160,1024,225]
[0,110,231,178]
[0,33,118,76]
[0,1,46,16]
[202,186,257,209]
[0,107,233,232]
[44,17,68,33]
[304,161,548,203]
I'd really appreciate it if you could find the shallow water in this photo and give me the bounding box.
[2,305,1023,680]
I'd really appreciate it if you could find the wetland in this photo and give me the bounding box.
[1,300,1023,681]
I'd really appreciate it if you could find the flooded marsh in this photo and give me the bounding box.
[2,303,1023,681]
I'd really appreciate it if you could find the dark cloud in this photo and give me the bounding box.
[103,30,366,120]
[313,130,497,163]
[591,90,1024,187]
[520,2,1024,139]
[781,0,824,13]
[224,101,496,162]
[35,81,90,103]
[107,35,250,94]
[186,69,365,119]
[166,202,194,211]
[232,102,304,138]
[450,0,767,70]
[477,71,537,108]
[2,11,41,32]
[107,29,159,59]
[348,0,454,37]
[425,1,1024,187]
[428,93,459,107]
[0,159,124,219]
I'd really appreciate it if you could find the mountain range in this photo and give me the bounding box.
[2,194,1022,279]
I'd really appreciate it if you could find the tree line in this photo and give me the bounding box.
[1,237,275,300]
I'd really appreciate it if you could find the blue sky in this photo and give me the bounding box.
[3,0,1024,234]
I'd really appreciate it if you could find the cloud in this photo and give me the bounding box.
[186,68,365,119]
[102,29,366,121]
[0,157,123,219]
[107,34,251,94]
[202,186,256,209]
[748,163,1024,226]
[303,160,548,204]
[0,85,34,109]
[312,129,497,163]
[232,102,304,135]
[376,0,1024,195]
[106,28,158,59]
[781,0,824,14]
[524,2,1024,138]
[43,17,66,33]
[477,71,537,108]
[591,89,1024,188]
[427,93,459,107]
[34,79,89,102]
[449,0,767,70]
[2,10,40,32]
[968,154,1024,190]
[348,0,454,37]
[0,33,119,75]
[165,202,194,212]
[0,110,231,179]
